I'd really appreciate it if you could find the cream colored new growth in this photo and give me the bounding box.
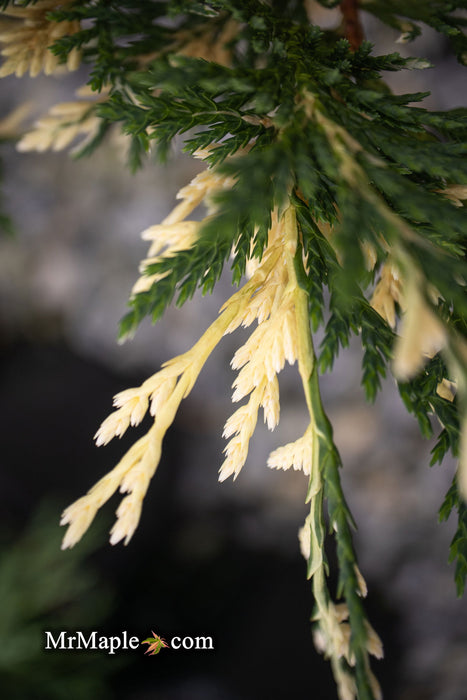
[0,0,80,78]
[60,167,307,550]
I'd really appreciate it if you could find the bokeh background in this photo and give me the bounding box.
[0,4,466,699]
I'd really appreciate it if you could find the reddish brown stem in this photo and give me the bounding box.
[340,0,364,51]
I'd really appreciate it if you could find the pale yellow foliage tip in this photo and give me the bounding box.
[268,428,313,475]
[393,279,446,381]
[0,1,81,78]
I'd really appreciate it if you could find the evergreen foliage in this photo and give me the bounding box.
[0,504,116,699]
[1,1,466,698]
[439,479,467,597]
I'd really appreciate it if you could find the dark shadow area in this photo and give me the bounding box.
[0,337,402,699]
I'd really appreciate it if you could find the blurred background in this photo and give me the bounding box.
[0,4,466,699]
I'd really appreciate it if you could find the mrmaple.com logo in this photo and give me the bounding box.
[44,630,214,655]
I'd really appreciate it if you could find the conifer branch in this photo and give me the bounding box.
[286,205,382,699]
[2,2,467,697]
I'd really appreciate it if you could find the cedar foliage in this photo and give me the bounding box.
[1,2,466,698]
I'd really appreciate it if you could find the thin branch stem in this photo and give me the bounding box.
[340,0,364,50]
[283,203,380,700]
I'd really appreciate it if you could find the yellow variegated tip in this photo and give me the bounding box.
[392,279,446,382]
[0,1,81,79]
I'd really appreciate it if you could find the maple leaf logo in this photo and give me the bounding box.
[141,631,169,655]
